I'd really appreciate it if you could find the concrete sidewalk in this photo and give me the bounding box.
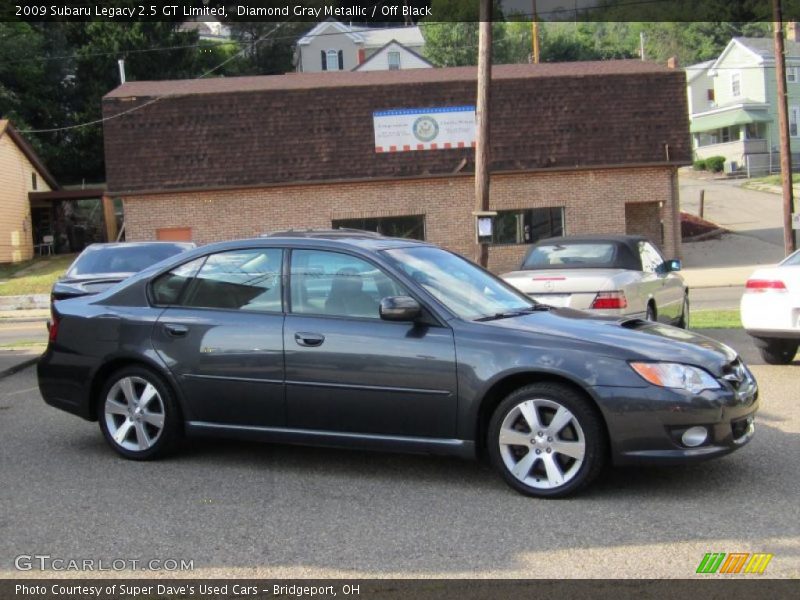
[0,308,49,323]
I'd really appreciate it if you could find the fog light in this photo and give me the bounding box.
[682,426,708,447]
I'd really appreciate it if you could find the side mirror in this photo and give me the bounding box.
[379,296,421,322]
[667,259,682,272]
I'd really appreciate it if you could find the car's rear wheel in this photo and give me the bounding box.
[488,383,606,498]
[98,366,181,460]
[758,340,799,365]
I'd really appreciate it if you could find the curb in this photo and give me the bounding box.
[682,228,728,243]
[0,317,49,324]
[0,355,40,379]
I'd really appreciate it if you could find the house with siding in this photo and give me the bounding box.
[0,120,57,263]
[687,27,800,174]
[295,19,426,72]
[101,61,690,273]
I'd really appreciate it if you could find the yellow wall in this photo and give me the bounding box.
[0,134,51,263]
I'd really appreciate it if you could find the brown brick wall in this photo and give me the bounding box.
[624,202,663,246]
[121,166,678,274]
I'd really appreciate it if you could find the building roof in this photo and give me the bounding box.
[354,25,424,48]
[102,60,691,195]
[352,39,433,71]
[105,60,675,99]
[0,120,58,189]
[296,19,423,48]
[733,36,800,59]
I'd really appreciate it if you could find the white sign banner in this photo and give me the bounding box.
[373,106,476,153]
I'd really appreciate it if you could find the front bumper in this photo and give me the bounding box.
[592,373,758,466]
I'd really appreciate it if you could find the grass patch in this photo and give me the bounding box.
[691,309,742,329]
[0,254,76,296]
[747,173,800,186]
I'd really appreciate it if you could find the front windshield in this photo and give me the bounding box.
[384,246,535,320]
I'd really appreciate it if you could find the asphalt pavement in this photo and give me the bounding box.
[1,358,797,579]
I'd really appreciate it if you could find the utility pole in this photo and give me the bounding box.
[773,0,798,255]
[475,0,492,267]
[639,31,646,61]
[531,0,540,63]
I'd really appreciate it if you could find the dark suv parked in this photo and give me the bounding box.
[38,231,758,497]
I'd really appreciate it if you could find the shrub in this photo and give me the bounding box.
[693,159,707,171]
[705,156,726,172]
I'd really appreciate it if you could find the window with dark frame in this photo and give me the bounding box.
[332,215,425,240]
[31,172,37,190]
[388,51,401,70]
[491,207,565,245]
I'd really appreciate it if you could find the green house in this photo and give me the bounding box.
[687,33,800,176]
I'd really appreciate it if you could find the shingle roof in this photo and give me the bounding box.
[102,60,691,194]
[105,60,675,99]
[735,36,800,58]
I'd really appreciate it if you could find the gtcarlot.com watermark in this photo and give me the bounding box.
[14,554,194,572]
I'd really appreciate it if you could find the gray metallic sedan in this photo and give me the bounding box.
[38,231,758,498]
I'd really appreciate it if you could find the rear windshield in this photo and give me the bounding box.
[68,244,191,277]
[522,243,620,269]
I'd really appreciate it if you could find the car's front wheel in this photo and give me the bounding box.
[758,340,799,365]
[488,383,606,498]
[98,366,182,460]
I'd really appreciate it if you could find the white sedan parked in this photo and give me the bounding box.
[741,249,800,364]
[501,235,689,327]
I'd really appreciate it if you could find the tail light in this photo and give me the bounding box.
[745,279,787,293]
[47,310,60,344]
[590,291,628,309]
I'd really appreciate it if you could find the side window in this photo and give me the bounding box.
[639,242,664,274]
[290,250,407,319]
[182,249,283,312]
[151,258,206,305]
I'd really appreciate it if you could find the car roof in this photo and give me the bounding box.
[533,234,649,247]
[196,232,430,254]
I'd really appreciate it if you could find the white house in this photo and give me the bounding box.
[353,40,432,71]
[295,19,426,73]
[178,17,231,42]
[686,27,800,175]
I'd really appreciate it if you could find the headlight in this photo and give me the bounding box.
[630,362,721,394]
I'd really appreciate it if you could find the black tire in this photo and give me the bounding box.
[97,365,182,460]
[758,340,799,365]
[645,302,657,322]
[677,294,690,329]
[487,382,607,498]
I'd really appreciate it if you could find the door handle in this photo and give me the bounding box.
[294,332,325,347]
[164,323,189,337]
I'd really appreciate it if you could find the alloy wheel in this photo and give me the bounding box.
[497,398,586,490]
[104,376,166,452]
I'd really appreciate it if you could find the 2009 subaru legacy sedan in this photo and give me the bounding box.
[38,230,758,498]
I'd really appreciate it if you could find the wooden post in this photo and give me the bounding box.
[475,0,492,267]
[101,195,118,242]
[699,189,705,218]
[773,0,798,254]
[531,0,540,63]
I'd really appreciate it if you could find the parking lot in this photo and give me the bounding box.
[1,358,798,579]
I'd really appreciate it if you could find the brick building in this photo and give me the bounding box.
[102,61,691,273]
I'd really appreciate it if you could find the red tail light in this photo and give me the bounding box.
[590,291,628,309]
[745,279,787,293]
[47,311,60,344]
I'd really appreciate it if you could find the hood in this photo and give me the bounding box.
[482,308,738,375]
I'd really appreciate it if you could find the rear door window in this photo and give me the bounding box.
[177,249,284,312]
